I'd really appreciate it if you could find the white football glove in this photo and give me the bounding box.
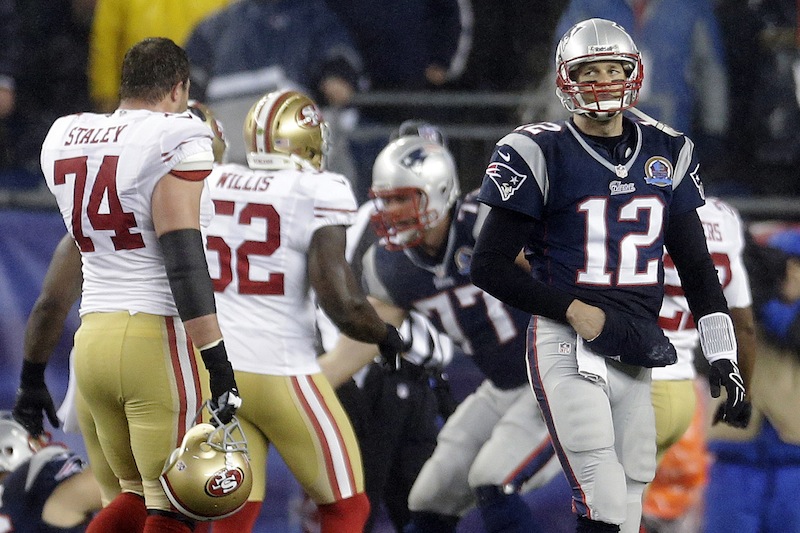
[397,311,454,370]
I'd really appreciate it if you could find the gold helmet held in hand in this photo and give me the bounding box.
[244,89,328,171]
[159,404,252,521]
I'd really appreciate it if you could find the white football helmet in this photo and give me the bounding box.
[555,18,643,120]
[244,89,328,171]
[370,135,460,250]
[160,403,252,521]
[0,412,36,474]
[188,100,228,164]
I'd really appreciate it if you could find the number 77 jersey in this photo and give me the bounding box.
[477,117,706,320]
[40,109,214,317]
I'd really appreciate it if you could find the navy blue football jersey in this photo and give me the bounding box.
[363,193,529,390]
[477,117,705,319]
[0,446,89,533]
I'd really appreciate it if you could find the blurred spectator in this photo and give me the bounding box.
[0,0,21,186]
[322,0,472,203]
[1,0,93,189]
[184,0,362,174]
[534,0,729,183]
[325,0,471,100]
[702,228,800,533]
[718,0,800,196]
[88,0,230,112]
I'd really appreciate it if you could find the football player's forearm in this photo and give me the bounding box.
[24,235,83,364]
[319,335,380,388]
[730,306,757,391]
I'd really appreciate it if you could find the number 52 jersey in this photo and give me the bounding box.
[203,163,358,376]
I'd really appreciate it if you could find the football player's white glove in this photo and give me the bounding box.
[397,311,454,370]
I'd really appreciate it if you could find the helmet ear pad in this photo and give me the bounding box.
[159,412,253,521]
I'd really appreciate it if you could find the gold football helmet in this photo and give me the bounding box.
[159,404,252,521]
[243,89,328,171]
[188,100,228,164]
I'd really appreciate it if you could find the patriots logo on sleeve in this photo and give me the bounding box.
[485,161,527,201]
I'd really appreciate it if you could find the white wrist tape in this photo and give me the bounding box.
[697,312,737,363]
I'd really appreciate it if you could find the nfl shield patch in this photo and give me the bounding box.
[558,342,572,355]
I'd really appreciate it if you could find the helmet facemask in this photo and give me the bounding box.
[370,187,440,251]
[555,19,643,121]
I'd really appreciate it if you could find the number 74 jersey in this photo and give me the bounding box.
[477,117,705,320]
[40,109,214,317]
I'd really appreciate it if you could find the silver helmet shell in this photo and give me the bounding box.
[555,18,643,120]
[0,412,35,474]
[369,136,460,250]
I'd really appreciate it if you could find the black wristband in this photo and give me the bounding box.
[20,360,47,387]
[200,340,228,371]
[159,229,217,321]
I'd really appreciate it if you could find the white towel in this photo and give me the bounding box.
[57,348,81,433]
[576,336,609,386]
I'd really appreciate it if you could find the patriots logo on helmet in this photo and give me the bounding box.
[401,148,430,175]
[485,161,527,201]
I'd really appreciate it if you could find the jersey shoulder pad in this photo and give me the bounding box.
[158,111,214,163]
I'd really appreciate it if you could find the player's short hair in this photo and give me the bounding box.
[119,37,190,104]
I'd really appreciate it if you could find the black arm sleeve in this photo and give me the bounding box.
[159,228,217,321]
[663,208,728,318]
[471,206,575,321]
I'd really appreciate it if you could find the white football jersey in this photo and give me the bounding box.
[204,163,358,375]
[654,197,752,380]
[40,109,214,317]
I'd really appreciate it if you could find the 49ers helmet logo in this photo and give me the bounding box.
[205,467,246,497]
[297,104,321,127]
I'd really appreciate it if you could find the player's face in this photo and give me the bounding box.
[574,61,626,104]
[380,191,422,229]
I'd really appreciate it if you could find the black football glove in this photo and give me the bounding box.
[585,309,677,368]
[12,361,59,437]
[200,341,242,425]
[376,323,404,372]
[708,359,751,428]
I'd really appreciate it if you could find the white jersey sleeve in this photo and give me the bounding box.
[654,197,752,380]
[40,110,214,317]
[205,165,357,375]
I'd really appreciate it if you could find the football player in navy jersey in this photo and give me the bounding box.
[0,413,102,533]
[318,131,561,533]
[470,18,751,533]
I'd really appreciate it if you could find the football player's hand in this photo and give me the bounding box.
[709,359,751,428]
[13,384,59,438]
[397,311,454,370]
[377,323,404,372]
[200,340,242,425]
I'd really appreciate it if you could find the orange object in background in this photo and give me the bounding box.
[643,383,710,521]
